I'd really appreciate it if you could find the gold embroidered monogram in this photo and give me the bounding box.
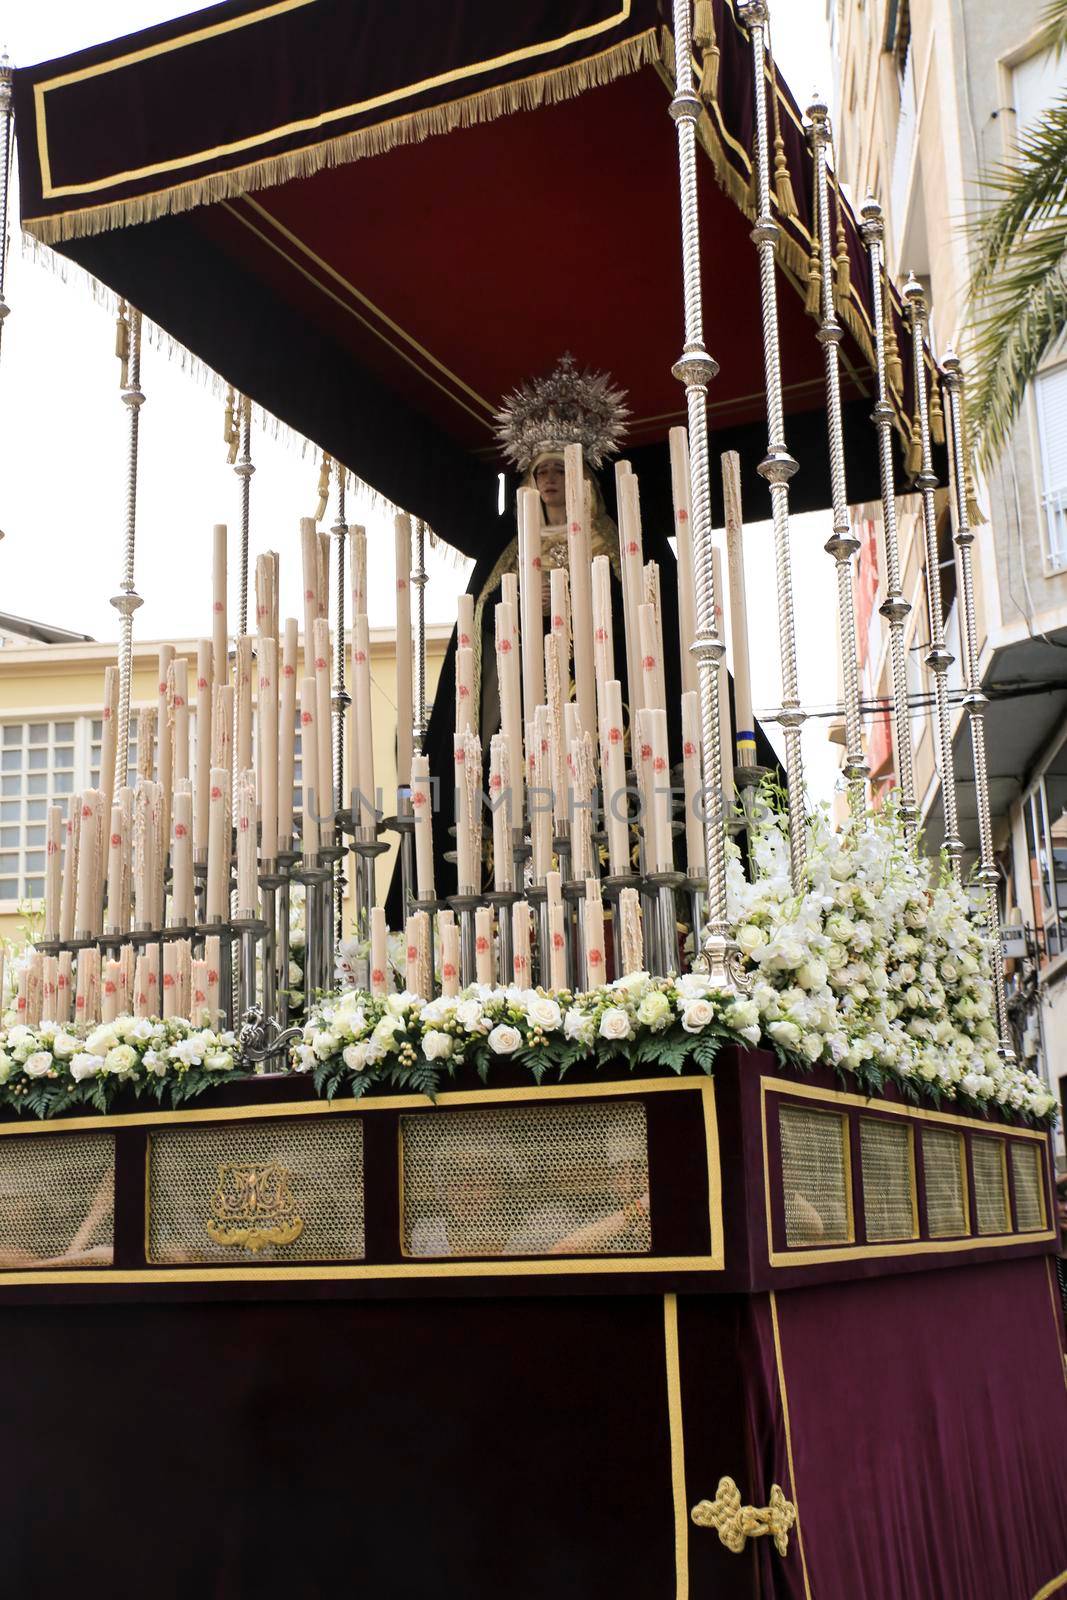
[690,1476,796,1558]
[206,1160,304,1252]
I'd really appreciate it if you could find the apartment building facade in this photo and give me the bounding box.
[829,0,1067,1109]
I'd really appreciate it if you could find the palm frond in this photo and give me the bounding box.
[966,228,1067,464]
[1035,0,1067,57]
[967,97,1067,301]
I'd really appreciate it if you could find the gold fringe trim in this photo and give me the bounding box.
[25,30,661,247]
[694,0,720,101]
[928,365,945,445]
[832,167,850,303]
[905,414,922,478]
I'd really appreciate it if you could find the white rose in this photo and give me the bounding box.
[487,1024,521,1055]
[613,970,651,997]
[23,1051,53,1078]
[455,999,486,1031]
[675,973,712,1000]
[526,996,563,1032]
[0,1050,13,1083]
[311,1030,339,1060]
[422,1030,454,1061]
[800,1032,823,1062]
[736,924,767,957]
[343,1042,370,1072]
[724,998,759,1032]
[104,1044,137,1075]
[636,991,671,1030]
[70,1052,104,1082]
[598,1007,633,1042]
[680,999,715,1034]
[768,1020,801,1050]
[86,1025,119,1056]
[51,1032,80,1060]
[564,1008,595,1045]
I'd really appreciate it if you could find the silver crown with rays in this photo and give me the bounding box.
[495,353,629,472]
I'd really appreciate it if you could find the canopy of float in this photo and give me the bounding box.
[14,0,922,560]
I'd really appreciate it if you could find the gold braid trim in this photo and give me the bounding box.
[26,31,661,246]
[691,1476,797,1558]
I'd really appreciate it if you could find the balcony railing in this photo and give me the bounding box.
[1042,485,1067,570]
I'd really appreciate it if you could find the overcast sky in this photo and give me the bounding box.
[0,1,841,798]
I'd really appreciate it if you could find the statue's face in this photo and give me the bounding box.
[532,457,565,510]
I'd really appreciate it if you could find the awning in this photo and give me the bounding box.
[14,0,930,559]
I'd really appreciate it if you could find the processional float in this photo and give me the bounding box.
[3,5,1066,1598]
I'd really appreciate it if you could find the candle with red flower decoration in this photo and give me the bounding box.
[489,734,512,893]
[394,513,414,790]
[350,526,367,621]
[101,958,120,1024]
[494,600,524,821]
[313,618,335,843]
[170,785,194,926]
[546,870,566,990]
[712,545,736,808]
[370,906,389,997]
[191,959,210,1025]
[206,767,231,920]
[205,935,221,1025]
[278,618,298,851]
[74,788,104,938]
[235,635,254,778]
[235,768,259,919]
[411,752,434,899]
[619,887,644,975]
[441,920,460,997]
[351,614,376,832]
[212,524,228,689]
[669,427,699,699]
[583,879,606,990]
[518,487,544,721]
[564,444,596,742]
[512,899,532,986]
[475,906,494,985]
[44,804,63,940]
[171,657,190,785]
[299,679,320,858]
[681,691,706,875]
[258,635,278,864]
[615,465,644,714]
[100,665,119,803]
[162,942,179,1020]
[300,517,320,676]
[455,645,475,736]
[600,678,629,876]
[194,639,213,856]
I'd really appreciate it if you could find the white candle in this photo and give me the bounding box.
[370,906,389,996]
[642,563,667,712]
[591,553,614,751]
[518,487,545,721]
[205,935,221,1025]
[74,789,103,937]
[413,910,433,1000]
[235,635,254,777]
[44,805,62,940]
[584,879,606,990]
[56,951,72,1023]
[25,951,42,1028]
[549,565,570,651]
[601,679,630,876]
[411,752,434,899]
[42,955,58,1023]
[255,550,279,641]
[713,546,736,809]
[350,526,367,620]
[171,657,190,784]
[191,959,210,1025]
[681,691,706,875]
[157,645,175,852]
[212,683,233,771]
[279,618,298,850]
[100,665,119,802]
[475,906,494,986]
[170,786,194,926]
[647,707,673,873]
[235,767,259,919]
[455,645,475,735]
[530,706,553,881]
[501,572,518,610]
[133,952,149,1020]
[177,939,192,1020]
[137,705,156,783]
[619,887,644,975]
[545,631,568,827]
[440,921,460,997]
[258,635,279,864]
[638,601,662,715]
[489,734,512,892]
[300,516,320,675]
[351,614,376,830]
[59,803,79,942]
[722,450,756,764]
[494,600,524,820]
[194,639,213,856]
[404,914,419,996]
[206,767,231,920]
[299,679,320,858]
[394,513,414,791]
[457,731,482,893]
[566,715,596,882]
[313,618,335,843]
[669,426,700,699]
[616,464,645,714]
[100,958,118,1024]
[162,943,179,1020]
[212,523,228,688]
[512,899,532,987]
[564,444,597,745]
[118,786,134,934]
[457,594,474,652]
[546,871,566,991]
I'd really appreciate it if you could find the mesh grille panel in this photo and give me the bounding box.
[148,1117,364,1263]
[0,1132,114,1269]
[922,1128,968,1238]
[860,1119,916,1241]
[779,1104,851,1247]
[973,1137,1009,1235]
[1010,1142,1046,1232]
[401,1101,651,1258]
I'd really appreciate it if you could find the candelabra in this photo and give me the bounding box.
[0,55,13,360]
[738,0,807,894]
[111,305,145,799]
[331,461,350,944]
[859,199,918,839]
[668,0,745,992]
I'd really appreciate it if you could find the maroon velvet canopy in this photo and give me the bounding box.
[13,0,925,559]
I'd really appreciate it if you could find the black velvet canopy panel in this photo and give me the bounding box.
[13,0,936,558]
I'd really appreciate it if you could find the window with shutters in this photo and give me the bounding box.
[1033,365,1067,571]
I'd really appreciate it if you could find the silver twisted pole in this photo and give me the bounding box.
[668,0,745,990]
[331,462,350,942]
[808,100,867,817]
[859,199,918,840]
[739,0,806,891]
[412,518,428,755]
[111,305,145,797]
[0,55,13,359]
[903,276,963,876]
[235,395,254,636]
[941,351,1015,1062]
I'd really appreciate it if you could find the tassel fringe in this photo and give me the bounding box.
[694,0,715,48]
[699,45,720,101]
[805,239,822,317]
[773,133,798,217]
[835,243,851,304]
[929,374,945,445]
[25,30,661,247]
[905,417,922,478]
